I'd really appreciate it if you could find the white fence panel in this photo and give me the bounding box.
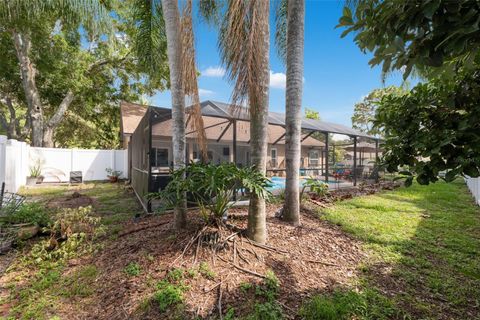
[0,135,128,192]
[466,177,480,206]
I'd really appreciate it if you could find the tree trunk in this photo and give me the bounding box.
[162,0,187,229]
[283,0,305,226]
[12,31,44,147]
[247,0,270,244]
[42,90,75,147]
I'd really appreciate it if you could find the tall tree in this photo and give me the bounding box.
[282,0,305,226]
[218,0,270,243]
[351,86,403,137]
[0,0,111,147]
[161,0,187,229]
[339,0,480,184]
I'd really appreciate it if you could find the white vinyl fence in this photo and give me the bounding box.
[466,176,480,206]
[0,135,128,193]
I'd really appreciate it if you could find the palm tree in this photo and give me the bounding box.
[218,0,271,243]
[160,0,189,229]
[0,0,110,147]
[282,0,305,225]
[135,0,208,229]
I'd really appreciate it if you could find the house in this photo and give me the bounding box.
[120,100,379,211]
[120,100,326,176]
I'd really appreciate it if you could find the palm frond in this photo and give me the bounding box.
[274,0,287,64]
[219,0,270,116]
[131,0,169,82]
[0,0,111,32]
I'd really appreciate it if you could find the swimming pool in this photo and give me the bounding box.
[267,176,323,191]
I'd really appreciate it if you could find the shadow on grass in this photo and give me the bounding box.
[323,180,480,319]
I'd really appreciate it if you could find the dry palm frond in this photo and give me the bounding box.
[219,0,270,119]
[181,0,208,161]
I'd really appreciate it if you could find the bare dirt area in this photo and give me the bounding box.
[46,191,95,209]
[54,204,364,319]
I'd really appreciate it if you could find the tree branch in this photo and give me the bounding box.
[47,90,74,128]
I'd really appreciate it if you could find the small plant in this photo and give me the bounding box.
[105,168,122,183]
[124,262,141,276]
[167,268,184,282]
[153,280,187,312]
[29,161,42,178]
[199,262,215,280]
[2,202,51,227]
[239,281,253,292]
[301,177,329,198]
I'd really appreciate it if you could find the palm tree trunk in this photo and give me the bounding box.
[247,0,270,244]
[283,0,305,226]
[161,0,187,229]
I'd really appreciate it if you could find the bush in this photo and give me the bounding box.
[151,163,272,220]
[51,206,103,240]
[302,177,329,198]
[2,202,51,227]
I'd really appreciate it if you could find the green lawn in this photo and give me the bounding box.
[315,180,480,319]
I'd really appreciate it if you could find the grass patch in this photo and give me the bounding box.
[300,288,399,320]
[62,265,98,297]
[321,180,480,318]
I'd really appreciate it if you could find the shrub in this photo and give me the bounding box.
[2,202,51,227]
[51,206,103,240]
[302,177,329,198]
[199,262,215,280]
[150,163,272,220]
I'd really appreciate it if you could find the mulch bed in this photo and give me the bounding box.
[54,204,365,319]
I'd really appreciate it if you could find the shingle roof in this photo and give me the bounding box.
[121,100,377,141]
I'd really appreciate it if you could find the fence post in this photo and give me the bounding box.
[0,135,6,186]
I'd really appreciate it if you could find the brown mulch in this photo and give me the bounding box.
[46,191,94,209]
[53,204,365,320]
[308,180,401,207]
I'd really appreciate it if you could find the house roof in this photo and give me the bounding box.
[121,100,377,144]
[120,101,149,135]
[198,101,377,139]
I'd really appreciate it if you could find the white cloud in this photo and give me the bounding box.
[198,88,215,97]
[269,70,286,89]
[201,66,226,77]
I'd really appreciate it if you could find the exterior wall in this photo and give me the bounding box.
[0,135,128,192]
[150,136,323,172]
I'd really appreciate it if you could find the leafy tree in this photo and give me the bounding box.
[304,108,320,121]
[374,67,480,185]
[339,0,480,183]
[338,0,480,79]
[351,86,403,136]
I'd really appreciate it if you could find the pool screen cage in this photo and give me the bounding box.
[129,100,382,212]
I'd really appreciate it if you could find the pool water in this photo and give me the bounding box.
[267,176,315,190]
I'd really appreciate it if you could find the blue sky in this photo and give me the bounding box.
[150,0,405,128]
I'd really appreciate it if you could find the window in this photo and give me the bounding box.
[223,147,230,156]
[309,150,319,167]
[151,148,169,167]
[271,148,277,167]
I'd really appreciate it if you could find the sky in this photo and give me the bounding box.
[150,0,406,128]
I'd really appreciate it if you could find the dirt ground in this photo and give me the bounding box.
[47,203,363,319]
